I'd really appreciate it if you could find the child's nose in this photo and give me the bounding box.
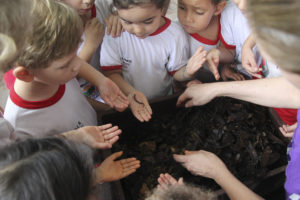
[185,12,194,23]
[133,25,145,36]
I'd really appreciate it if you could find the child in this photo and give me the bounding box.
[100,0,207,122]
[242,34,298,137]
[206,0,261,80]
[177,0,300,198]
[177,0,244,82]
[3,0,116,138]
[0,137,140,200]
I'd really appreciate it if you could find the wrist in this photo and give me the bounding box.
[182,65,193,80]
[92,167,105,186]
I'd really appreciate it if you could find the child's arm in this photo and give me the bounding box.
[104,13,123,38]
[78,60,129,111]
[79,18,105,62]
[103,70,152,122]
[173,46,207,81]
[241,34,262,78]
[220,64,245,81]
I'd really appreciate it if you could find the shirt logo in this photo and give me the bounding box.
[121,57,132,65]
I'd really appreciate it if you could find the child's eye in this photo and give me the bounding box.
[178,5,185,10]
[123,20,132,25]
[144,20,153,25]
[196,11,204,15]
[59,66,67,69]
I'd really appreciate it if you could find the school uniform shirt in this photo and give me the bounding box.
[285,109,300,199]
[4,78,97,139]
[220,1,261,75]
[187,15,221,72]
[100,17,189,100]
[0,112,15,147]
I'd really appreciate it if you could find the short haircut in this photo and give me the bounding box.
[0,137,93,200]
[113,0,166,10]
[17,0,83,69]
[0,0,32,72]
[146,184,216,200]
[247,0,300,73]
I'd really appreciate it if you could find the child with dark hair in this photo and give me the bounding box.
[0,137,140,200]
[100,0,207,122]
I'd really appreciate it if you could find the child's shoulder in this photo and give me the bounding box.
[221,1,242,19]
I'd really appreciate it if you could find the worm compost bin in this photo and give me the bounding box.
[101,95,288,200]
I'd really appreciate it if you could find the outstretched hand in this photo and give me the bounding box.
[206,48,221,80]
[157,173,183,191]
[128,91,152,122]
[185,46,207,78]
[65,124,121,149]
[94,151,141,183]
[173,150,227,180]
[98,77,129,111]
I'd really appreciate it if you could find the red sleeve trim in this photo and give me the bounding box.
[189,15,221,45]
[168,70,177,76]
[3,70,16,90]
[91,5,97,18]
[150,16,171,36]
[101,65,123,71]
[10,84,65,109]
[220,33,236,50]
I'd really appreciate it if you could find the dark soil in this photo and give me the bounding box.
[102,97,288,200]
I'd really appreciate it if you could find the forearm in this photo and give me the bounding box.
[215,168,263,200]
[243,34,256,50]
[104,71,136,96]
[219,43,235,64]
[78,43,97,62]
[211,77,300,108]
[78,60,106,87]
[173,66,192,82]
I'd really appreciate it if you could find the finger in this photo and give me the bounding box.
[116,20,123,37]
[184,150,197,155]
[178,177,184,185]
[165,173,178,185]
[143,99,152,115]
[176,92,188,107]
[121,169,137,179]
[105,18,112,35]
[250,72,263,79]
[185,99,195,108]
[141,108,151,122]
[104,130,122,141]
[173,154,187,163]
[287,124,297,132]
[249,57,258,70]
[111,17,118,37]
[109,151,123,161]
[104,126,120,134]
[98,123,113,131]
[94,143,112,149]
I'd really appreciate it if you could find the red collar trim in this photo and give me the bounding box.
[10,85,66,109]
[150,16,171,36]
[91,5,96,18]
[189,15,221,45]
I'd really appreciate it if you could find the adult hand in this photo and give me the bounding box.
[104,13,123,38]
[128,91,152,122]
[94,151,141,183]
[65,124,121,149]
[176,83,217,107]
[173,150,227,181]
[157,173,183,190]
[206,48,220,80]
[98,77,129,111]
[185,46,207,78]
[221,65,245,81]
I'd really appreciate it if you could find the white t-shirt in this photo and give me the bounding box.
[0,112,15,147]
[220,1,261,74]
[100,17,189,100]
[4,79,97,139]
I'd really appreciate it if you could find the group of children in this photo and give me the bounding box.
[0,0,299,199]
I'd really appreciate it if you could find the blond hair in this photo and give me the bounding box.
[247,0,300,73]
[18,0,83,69]
[0,0,32,72]
[146,184,216,200]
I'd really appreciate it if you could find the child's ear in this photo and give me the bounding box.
[214,1,226,16]
[13,66,34,82]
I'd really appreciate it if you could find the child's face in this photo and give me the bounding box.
[177,0,217,34]
[233,0,246,14]
[117,4,163,39]
[32,51,81,86]
[62,0,95,16]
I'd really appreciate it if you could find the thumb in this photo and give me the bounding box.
[178,177,184,185]
[109,151,123,161]
[173,154,187,163]
[94,143,112,149]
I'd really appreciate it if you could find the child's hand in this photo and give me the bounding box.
[104,13,123,38]
[128,91,152,122]
[85,18,105,52]
[157,173,184,191]
[241,45,262,78]
[185,46,207,79]
[279,122,297,138]
[220,65,245,81]
[173,150,228,181]
[206,48,221,80]
[94,151,140,183]
[186,79,202,87]
[98,77,129,111]
[64,124,121,149]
